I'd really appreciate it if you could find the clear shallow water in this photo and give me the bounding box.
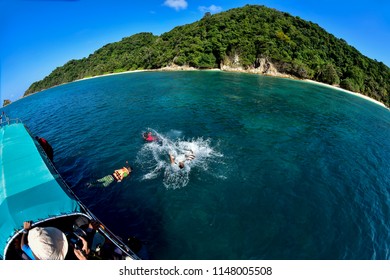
[4,71,390,259]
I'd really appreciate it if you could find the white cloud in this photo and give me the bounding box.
[198,4,223,14]
[164,0,188,11]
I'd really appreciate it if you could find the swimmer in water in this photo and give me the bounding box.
[143,132,158,142]
[87,162,132,188]
[169,150,195,169]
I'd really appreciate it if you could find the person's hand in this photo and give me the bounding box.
[73,236,90,260]
[78,236,90,253]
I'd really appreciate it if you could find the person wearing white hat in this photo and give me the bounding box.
[21,221,68,260]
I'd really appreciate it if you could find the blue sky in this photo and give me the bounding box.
[1,0,389,103]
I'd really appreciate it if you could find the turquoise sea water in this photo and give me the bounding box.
[4,71,390,259]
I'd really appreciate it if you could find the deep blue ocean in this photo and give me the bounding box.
[4,71,390,259]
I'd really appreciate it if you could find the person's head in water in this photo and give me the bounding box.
[169,153,185,169]
[125,161,132,173]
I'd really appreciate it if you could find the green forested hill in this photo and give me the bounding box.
[25,5,390,106]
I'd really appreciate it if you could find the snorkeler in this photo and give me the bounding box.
[169,150,195,169]
[143,132,158,142]
[87,162,132,188]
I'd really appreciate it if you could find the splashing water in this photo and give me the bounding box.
[136,129,224,189]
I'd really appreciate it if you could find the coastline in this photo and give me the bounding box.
[302,79,388,109]
[18,67,388,110]
[75,69,148,82]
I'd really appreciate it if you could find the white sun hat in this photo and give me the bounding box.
[28,227,68,260]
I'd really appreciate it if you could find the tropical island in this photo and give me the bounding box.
[24,5,390,107]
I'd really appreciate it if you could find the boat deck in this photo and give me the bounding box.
[0,122,80,258]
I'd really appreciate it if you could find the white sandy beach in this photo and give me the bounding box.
[302,79,388,109]
[75,69,148,82]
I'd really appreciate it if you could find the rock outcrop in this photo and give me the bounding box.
[2,99,11,107]
[221,56,292,78]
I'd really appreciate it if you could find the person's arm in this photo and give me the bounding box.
[89,221,99,231]
[169,153,175,164]
[21,221,32,249]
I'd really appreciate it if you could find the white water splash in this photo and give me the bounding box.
[137,129,224,189]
